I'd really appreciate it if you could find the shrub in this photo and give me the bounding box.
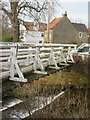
[2,34,22,42]
[66,41,77,44]
[2,34,13,42]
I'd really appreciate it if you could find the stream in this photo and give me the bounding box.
[2,91,65,119]
[1,61,88,119]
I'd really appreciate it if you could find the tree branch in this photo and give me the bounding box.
[1,7,12,21]
[18,2,47,14]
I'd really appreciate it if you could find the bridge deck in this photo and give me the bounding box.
[0,42,77,82]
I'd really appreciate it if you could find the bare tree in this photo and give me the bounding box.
[0,0,47,42]
[2,13,12,34]
[0,0,61,42]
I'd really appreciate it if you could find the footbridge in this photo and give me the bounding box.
[0,42,77,82]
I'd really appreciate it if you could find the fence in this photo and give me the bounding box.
[0,42,77,82]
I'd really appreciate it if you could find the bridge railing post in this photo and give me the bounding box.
[9,47,27,82]
[74,46,77,52]
[58,47,67,65]
[33,46,47,74]
[48,46,59,69]
[66,46,75,63]
[28,47,33,61]
[10,47,16,79]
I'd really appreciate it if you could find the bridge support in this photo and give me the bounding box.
[48,47,59,69]
[9,47,27,82]
[33,46,47,74]
[59,47,68,65]
[0,43,77,81]
[66,47,75,63]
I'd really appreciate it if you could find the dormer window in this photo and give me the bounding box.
[79,32,82,38]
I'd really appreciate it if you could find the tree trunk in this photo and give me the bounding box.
[11,2,19,42]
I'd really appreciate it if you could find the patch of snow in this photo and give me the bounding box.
[0,99,22,112]
[10,91,65,119]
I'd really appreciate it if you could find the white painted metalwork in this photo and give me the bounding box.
[48,47,59,69]
[33,46,47,74]
[0,42,77,82]
[66,47,75,63]
[9,47,27,82]
[58,47,68,65]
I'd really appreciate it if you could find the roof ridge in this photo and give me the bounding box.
[50,17,62,29]
[72,22,86,25]
[72,22,88,32]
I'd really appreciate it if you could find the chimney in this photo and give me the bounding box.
[64,11,67,17]
[33,18,39,31]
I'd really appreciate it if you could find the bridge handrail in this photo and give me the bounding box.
[0,42,77,48]
[0,42,77,82]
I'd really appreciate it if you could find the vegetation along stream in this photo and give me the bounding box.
[2,56,89,119]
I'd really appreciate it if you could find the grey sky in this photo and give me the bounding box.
[17,0,89,28]
[88,1,90,27]
[53,1,89,27]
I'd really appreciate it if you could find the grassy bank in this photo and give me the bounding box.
[11,65,88,100]
[3,57,88,119]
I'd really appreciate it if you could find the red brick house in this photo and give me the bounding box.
[21,21,47,43]
[24,21,47,32]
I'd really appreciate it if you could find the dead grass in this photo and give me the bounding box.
[27,88,88,119]
[12,66,88,99]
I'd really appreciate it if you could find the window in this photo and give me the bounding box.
[81,47,89,52]
[41,33,44,37]
[78,47,89,53]
[79,32,82,38]
[39,41,42,43]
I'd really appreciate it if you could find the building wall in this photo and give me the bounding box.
[44,30,52,43]
[23,31,44,44]
[52,16,77,44]
[75,32,88,45]
[88,34,90,43]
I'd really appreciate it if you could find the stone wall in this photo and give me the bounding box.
[52,16,77,44]
[75,32,88,45]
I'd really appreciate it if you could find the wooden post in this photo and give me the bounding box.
[59,47,67,65]
[33,46,47,74]
[67,47,75,63]
[10,47,27,82]
[47,0,50,43]
[48,47,59,69]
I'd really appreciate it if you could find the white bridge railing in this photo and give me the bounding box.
[0,42,77,82]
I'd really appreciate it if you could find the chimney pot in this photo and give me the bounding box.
[64,11,67,17]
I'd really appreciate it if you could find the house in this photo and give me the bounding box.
[24,20,47,32]
[72,23,88,44]
[21,19,47,43]
[88,28,90,43]
[44,12,88,45]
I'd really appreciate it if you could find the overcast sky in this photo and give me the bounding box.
[53,0,89,27]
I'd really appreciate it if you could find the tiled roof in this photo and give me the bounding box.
[50,17,62,29]
[24,21,47,31]
[72,23,88,32]
[39,23,47,31]
[88,28,90,34]
[24,22,33,31]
